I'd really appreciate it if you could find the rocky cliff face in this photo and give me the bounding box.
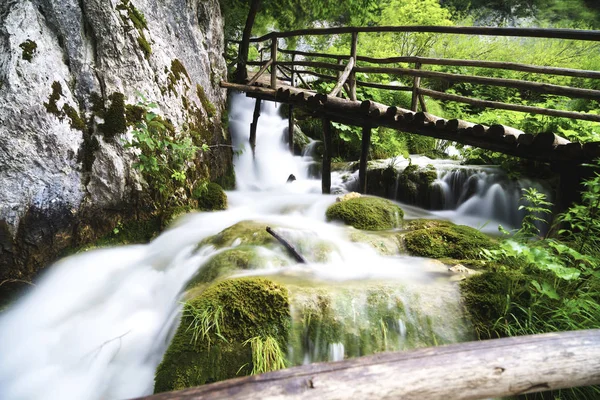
[0,0,232,294]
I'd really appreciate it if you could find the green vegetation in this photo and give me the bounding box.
[43,81,86,132]
[193,182,228,211]
[19,40,37,62]
[403,219,497,259]
[154,277,290,393]
[460,178,600,398]
[396,163,438,206]
[326,196,404,231]
[201,220,278,249]
[196,85,216,118]
[100,93,127,139]
[116,0,152,58]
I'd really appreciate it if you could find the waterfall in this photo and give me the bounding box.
[0,93,522,400]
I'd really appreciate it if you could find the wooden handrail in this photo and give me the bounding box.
[136,329,600,400]
[250,25,600,43]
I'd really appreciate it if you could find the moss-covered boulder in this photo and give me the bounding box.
[201,221,277,249]
[403,219,496,259]
[195,182,227,211]
[366,165,398,199]
[460,269,531,339]
[396,163,438,206]
[349,230,404,255]
[326,197,404,231]
[154,277,290,393]
[292,125,311,155]
[186,247,289,289]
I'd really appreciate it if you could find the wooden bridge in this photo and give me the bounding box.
[221,25,600,195]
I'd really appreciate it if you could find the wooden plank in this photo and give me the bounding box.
[287,70,412,92]
[356,66,600,100]
[359,126,371,194]
[279,48,350,61]
[330,57,355,97]
[137,329,600,400]
[322,117,332,194]
[247,59,273,85]
[418,87,600,123]
[250,26,600,43]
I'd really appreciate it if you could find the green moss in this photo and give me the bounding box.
[396,163,438,206]
[171,59,191,83]
[460,269,531,339]
[349,230,403,255]
[154,277,290,393]
[201,221,278,249]
[194,182,227,211]
[77,131,100,172]
[127,5,147,30]
[214,162,236,190]
[100,92,127,139]
[366,166,399,199]
[136,34,152,59]
[196,85,216,118]
[63,104,85,131]
[325,197,404,231]
[125,104,145,126]
[90,92,105,115]
[44,81,63,116]
[187,247,289,289]
[403,219,496,259]
[19,40,37,62]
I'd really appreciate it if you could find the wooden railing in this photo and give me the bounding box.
[241,25,600,123]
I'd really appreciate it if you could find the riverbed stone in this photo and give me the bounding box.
[326,196,404,231]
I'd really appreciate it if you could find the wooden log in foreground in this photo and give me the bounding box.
[138,329,600,400]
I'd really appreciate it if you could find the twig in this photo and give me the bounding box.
[0,279,35,288]
[266,227,307,263]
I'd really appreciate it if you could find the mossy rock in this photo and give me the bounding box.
[201,221,278,249]
[186,247,289,289]
[460,269,531,339]
[403,219,496,259]
[154,277,290,393]
[396,163,438,206]
[292,125,311,155]
[195,182,227,211]
[349,230,404,255]
[366,166,399,199]
[325,197,404,231]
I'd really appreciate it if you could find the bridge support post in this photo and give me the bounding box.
[249,98,261,157]
[270,36,278,89]
[411,62,422,112]
[322,117,332,194]
[288,106,294,153]
[349,32,358,101]
[359,125,371,194]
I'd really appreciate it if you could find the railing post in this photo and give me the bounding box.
[411,61,422,112]
[359,125,371,194]
[271,36,278,89]
[349,31,358,101]
[321,117,332,194]
[288,54,295,153]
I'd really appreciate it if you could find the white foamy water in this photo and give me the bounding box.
[0,92,526,399]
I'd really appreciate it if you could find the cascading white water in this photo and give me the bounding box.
[0,92,498,400]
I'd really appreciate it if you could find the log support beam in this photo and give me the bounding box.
[359,125,371,193]
[321,117,332,194]
[249,98,261,157]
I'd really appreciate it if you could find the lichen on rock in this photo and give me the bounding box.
[326,196,404,231]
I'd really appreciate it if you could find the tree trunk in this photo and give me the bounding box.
[236,0,261,83]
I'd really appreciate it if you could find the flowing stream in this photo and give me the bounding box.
[0,93,542,400]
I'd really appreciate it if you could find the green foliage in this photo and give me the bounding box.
[124,99,204,211]
[241,336,287,375]
[556,161,600,254]
[19,40,37,62]
[514,187,553,240]
[325,197,404,231]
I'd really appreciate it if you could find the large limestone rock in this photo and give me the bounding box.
[0,0,231,294]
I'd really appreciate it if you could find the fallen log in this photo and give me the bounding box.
[532,131,571,149]
[266,226,307,264]
[138,329,600,400]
